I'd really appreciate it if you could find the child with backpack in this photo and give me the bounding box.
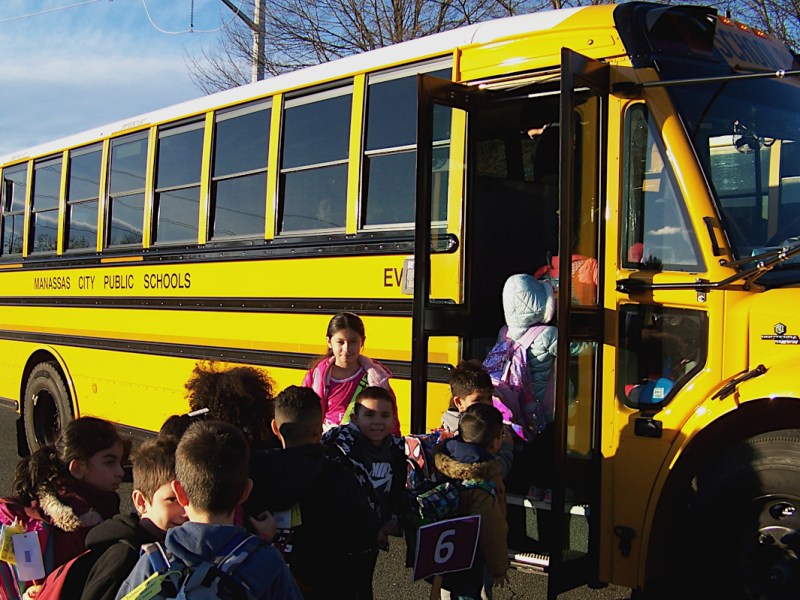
[322,386,406,600]
[246,385,380,598]
[434,403,510,599]
[75,435,188,600]
[0,417,125,599]
[115,420,301,600]
[303,312,401,435]
[440,360,513,479]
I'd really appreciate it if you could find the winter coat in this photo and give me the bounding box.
[502,273,558,413]
[322,423,406,527]
[81,512,163,600]
[302,356,402,435]
[115,522,302,600]
[246,443,380,598]
[440,410,513,480]
[0,480,119,600]
[434,438,509,583]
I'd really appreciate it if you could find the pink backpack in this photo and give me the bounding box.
[482,325,551,442]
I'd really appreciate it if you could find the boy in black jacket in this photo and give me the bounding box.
[323,386,407,600]
[246,385,380,599]
[80,435,187,600]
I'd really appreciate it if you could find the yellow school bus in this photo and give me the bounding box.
[1,2,799,597]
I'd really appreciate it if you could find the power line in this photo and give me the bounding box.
[141,0,248,35]
[0,0,104,25]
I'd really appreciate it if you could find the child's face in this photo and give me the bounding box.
[140,482,188,532]
[454,389,493,413]
[74,441,125,493]
[328,327,364,368]
[352,397,394,446]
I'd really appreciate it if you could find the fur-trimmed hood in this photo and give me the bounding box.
[434,438,502,482]
[39,491,84,532]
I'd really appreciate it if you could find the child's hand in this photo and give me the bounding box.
[23,585,42,599]
[376,530,390,551]
[492,572,510,588]
[249,511,276,543]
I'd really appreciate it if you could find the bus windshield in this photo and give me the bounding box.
[670,75,800,283]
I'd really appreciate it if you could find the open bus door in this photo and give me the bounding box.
[412,51,607,596]
[546,49,608,599]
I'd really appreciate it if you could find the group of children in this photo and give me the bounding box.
[0,299,558,600]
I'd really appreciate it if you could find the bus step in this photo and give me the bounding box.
[509,549,549,574]
[505,493,590,516]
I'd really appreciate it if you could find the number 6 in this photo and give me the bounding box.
[434,529,456,564]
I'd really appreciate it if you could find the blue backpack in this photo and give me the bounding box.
[120,532,262,600]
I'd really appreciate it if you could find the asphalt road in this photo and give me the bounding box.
[0,408,632,599]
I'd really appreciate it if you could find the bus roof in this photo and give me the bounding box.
[0,5,593,164]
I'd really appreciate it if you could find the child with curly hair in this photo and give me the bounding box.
[184,361,280,450]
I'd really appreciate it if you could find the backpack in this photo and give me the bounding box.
[121,532,262,600]
[0,498,56,600]
[33,548,102,600]
[482,324,550,442]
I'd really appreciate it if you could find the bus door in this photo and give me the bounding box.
[414,52,608,596]
[546,49,608,599]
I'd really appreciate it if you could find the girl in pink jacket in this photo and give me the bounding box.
[302,312,401,435]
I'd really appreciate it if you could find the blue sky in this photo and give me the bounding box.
[0,0,235,156]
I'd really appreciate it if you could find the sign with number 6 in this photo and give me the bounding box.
[413,515,481,581]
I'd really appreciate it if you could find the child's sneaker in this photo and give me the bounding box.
[527,485,544,501]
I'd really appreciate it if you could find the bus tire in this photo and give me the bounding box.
[22,362,73,453]
[687,429,800,600]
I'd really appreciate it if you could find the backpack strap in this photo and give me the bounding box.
[339,371,369,426]
[516,324,547,351]
[216,534,263,577]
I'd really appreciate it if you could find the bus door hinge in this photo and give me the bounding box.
[634,416,662,438]
[613,526,635,558]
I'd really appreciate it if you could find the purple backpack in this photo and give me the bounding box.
[482,325,550,442]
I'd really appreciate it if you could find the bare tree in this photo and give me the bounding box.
[187,0,616,92]
[187,0,799,94]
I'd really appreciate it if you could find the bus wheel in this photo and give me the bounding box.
[690,430,800,600]
[22,362,72,453]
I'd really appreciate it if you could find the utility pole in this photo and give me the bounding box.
[219,0,266,82]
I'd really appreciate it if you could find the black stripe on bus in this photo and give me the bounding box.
[0,296,414,315]
[0,231,458,271]
[0,329,452,384]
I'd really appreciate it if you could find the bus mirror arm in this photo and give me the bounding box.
[618,242,800,295]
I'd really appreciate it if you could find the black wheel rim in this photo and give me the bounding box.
[740,495,800,600]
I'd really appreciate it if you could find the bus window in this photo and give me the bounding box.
[66,144,101,251]
[210,101,271,240]
[30,155,62,254]
[622,105,703,271]
[1,164,27,256]
[618,305,707,409]
[154,120,204,244]
[107,132,148,248]
[363,66,451,227]
[280,86,352,233]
